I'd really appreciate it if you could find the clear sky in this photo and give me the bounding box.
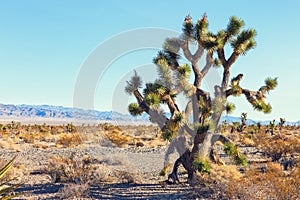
[0,0,299,121]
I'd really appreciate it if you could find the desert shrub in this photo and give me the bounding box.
[45,154,113,184]
[253,130,300,162]
[113,170,139,184]
[18,133,36,143]
[55,132,82,147]
[225,162,300,199]
[224,142,248,166]
[58,183,90,199]
[193,158,211,174]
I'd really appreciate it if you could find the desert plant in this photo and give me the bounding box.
[279,117,286,131]
[193,158,211,174]
[126,13,277,183]
[0,156,22,199]
[224,142,247,166]
[55,132,82,147]
[237,112,247,132]
[225,162,300,199]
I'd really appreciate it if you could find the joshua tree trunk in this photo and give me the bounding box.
[168,130,231,183]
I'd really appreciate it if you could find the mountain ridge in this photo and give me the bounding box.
[0,103,299,126]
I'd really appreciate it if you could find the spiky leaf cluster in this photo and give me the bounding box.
[225,102,235,114]
[177,64,191,78]
[253,101,272,114]
[196,124,209,134]
[224,142,248,166]
[143,82,167,96]
[144,93,160,107]
[195,15,209,41]
[173,112,184,123]
[264,77,278,91]
[226,16,244,38]
[199,96,211,117]
[128,103,143,116]
[231,29,256,55]
[125,71,142,95]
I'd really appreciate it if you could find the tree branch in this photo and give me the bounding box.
[180,40,193,62]
[227,51,240,68]
[200,51,214,78]
[132,89,167,129]
[217,48,227,67]
[193,45,205,62]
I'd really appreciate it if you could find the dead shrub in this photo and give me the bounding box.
[55,132,82,148]
[45,154,113,184]
[225,162,300,199]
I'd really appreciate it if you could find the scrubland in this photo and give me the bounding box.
[0,121,299,199]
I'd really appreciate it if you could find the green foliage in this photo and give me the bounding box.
[183,21,194,37]
[225,102,235,114]
[193,158,211,174]
[128,103,143,116]
[226,16,244,37]
[230,85,242,96]
[231,29,257,55]
[0,156,21,199]
[143,82,166,96]
[173,112,184,123]
[253,101,272,114]
[196,124,209,134]
[265,77,278,91]
[177,64,191,78]
[234,153,248,166]
[195,16,209,41]
[224,142,236,156]
[144,93,160,106]
[125,71,142,95]
[162,128,175,141]
[213,58,222,67]
[224,143,248,166]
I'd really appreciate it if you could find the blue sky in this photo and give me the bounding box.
[0,1,299,121]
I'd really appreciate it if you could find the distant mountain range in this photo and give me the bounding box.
[0,103,299,126]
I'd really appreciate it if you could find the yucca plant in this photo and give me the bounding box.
[0,156,22,200]
[126,13,276,183]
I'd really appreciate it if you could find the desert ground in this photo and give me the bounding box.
[0,121,299,199]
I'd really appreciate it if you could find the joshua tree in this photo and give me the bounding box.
[279,117,286,131]
[237,112,247,132]
[125,13,277,183]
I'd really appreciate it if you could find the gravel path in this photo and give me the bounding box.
[0,142,268,199]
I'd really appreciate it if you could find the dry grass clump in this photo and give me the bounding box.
[55,132,82,148]
[253,130,300,161]
[102,124,136,147]
[45,154,113,184]
[225,162,300,199]
[195,163,242,186]
[113,170,140,184]
[58,183,90,199]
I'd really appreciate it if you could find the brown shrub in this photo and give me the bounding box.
[225,162,300,200]
[55,132,82,148]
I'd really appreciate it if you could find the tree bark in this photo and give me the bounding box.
[167,131,231,183]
